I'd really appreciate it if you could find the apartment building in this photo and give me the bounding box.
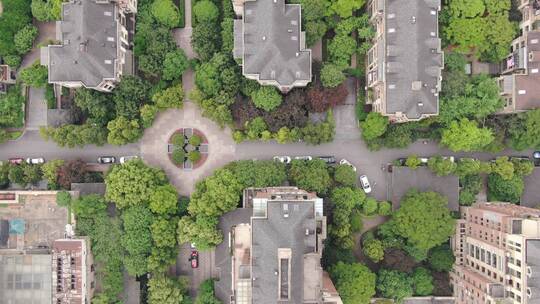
[450,202,540,304]
[232,0,312,93]
[52,238,94,304]
[41,0,137,93]
[214,187,342,304]
[366,0,443,123]
[498,0,540,113]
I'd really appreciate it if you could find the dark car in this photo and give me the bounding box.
[8,158,23,165]
[189,251,199,268]
[318,156,336,164]
[97,156,116,164]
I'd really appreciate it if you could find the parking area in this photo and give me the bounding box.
[0,192,69,250]
[175,243,216,297]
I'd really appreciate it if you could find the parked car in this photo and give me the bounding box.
[534,151,540,166]
[26,158,45,165]
[510,156,530,161]
[318,156,336,164]
[396,158,407,166]
[8,158,23,165]
[294,156,313,161]
[339,159,357,172]
[189,251,199,268]
[419,157,429,165]
[119,156,138,164]
[273,156,291,164]
[97,156,116,164]
[359,175,372,194]
[442,156,455,162]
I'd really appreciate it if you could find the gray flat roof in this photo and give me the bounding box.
[239,0,311,86]
[388,166,459,211]
[384,0,442,119]
[48,0,118,87]
[251,200,316,304]
[0,254,52,304]
[521,168,540,208]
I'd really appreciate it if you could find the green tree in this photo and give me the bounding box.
[321,63,346,88]
[31,0,61,21]
[377,269,413,302]
[14,24,38,55]
[150,184,179,215]
[147,274,185,304]
[363,239,384,263]
[252,86,283,111]
[74,88,114,126]
[228,160,287,188]
[113,75,151,119]
[491,156,514,180]
[56,190,71,207]
[107,116,143,145]
[19,62,48,88]
[189,135,202,147]
[151,0,181,28]
[22,164,42,185]
[412,267,434,296]
[441,118,494,152]
[288,159,332,195]
[513,159,534,177]
[509,109,540,150]
[329,0,366,18]
[121,205,154,276]
[177,215,223,250]
[330,187,365,248]
[329,262,376,304]
[456,158,481,177]
[488,173,524,203]
[362,197,378,216]
[151,217,178,248]
[105,159,167,208]
[195,279,222,304]
[172,149,186,165]
[8,164,25,186]
[333,164,357,188]
[427,156,457,176]
[428,244,455,272]
[405,155,422,169]
[327,34,357,67]
[0,86,25,128]
[188,168,243,217]
[72,195,108,218]
[378,201,392,216]
[140,104,159,128]
[135,24,177,77]
[0,163,11,188]
[392,190,455,252]
[188,150,201,162]
[152,84,185,109]
[193,0,219,23]
[361,112,389,140]
[162,49,189,81]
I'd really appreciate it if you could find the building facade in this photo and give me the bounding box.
[214,187,342,304]
[41,0,136,93]
[450,202,540,304]
[232,0,312,93]
[498,0,540,113]
[366,0,443,123]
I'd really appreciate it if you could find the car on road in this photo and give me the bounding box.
[8,158,23,165]
[318,156,336,164]
[534,151,540,166]
[97,156,116,164]
[339,159,357,171]
[26,158,45,165]
[273,156,291,164]
[359,175,372,194]
[442,156,455,162]
[189,251,199,268]
[294,156,313,161]
[419,157,429,165]
[119,156,138,164]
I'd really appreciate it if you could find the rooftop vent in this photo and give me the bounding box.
[388,13,395,19]
[519,89,527,95]
[430,10,437,15]
[104,60,112,65]
[291,20,298,26]
[388,28,396,33]
[288,29,293,33]
[418,102,424,107]
[104,11,112,16]
[532,39,539,44]
[107,37,115,42]
[411,81,422,91]
[262,36,266,41]
[411,16,416,24]
[291,36,297,41]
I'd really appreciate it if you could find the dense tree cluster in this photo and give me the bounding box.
[330,262,376,304]
[0,0,32,65]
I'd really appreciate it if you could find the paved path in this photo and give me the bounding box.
[26,88,48,130]
[140,102,236,196]
[172,0,194,59]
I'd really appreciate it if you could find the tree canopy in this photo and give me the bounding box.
[330,262,376,304]
[440,118,494,152]
[288,159,332,195]
[361,113,389,141]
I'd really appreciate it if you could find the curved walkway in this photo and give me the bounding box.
[140,102,236,195]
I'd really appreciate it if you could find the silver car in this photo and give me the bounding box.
[294,156,313,161]
[273,156,292,164]
[339,159,357,172]
[359,175,372,194]
[26,158,45,165]
[97,156,116,164]
[120,156,139,164]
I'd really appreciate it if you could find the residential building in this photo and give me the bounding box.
[214,187,343,304]
[366,0,443,123]
[52,238,94,304]
[41,0,137,93]
[232,0,312,93]
[498,0,540,113]
[450,202,540,304]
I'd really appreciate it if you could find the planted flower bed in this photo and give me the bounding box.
[167,128,209,170]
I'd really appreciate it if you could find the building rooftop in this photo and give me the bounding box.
[521,167,540,208]
[384,0,442,120]
[47,0,118,88]
[234,0,311,89]
[513,31,540,111]
[388,166,459,211]
[0,253,53,304]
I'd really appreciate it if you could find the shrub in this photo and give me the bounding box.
[405,155,422,169]
[363,238,384,263]
[350,210,363,233]
[193,0,219,23]
[320,63,346,88]
[14,24,38,55]
[56,190,71,207]
[187,150,201,162]
[189,135,202,147]
[252,86,282,111]
[171,133,185,146]
[363,197,378,216]
[172,149,185,165]
[151,0,181,28]
[378,201,392,216]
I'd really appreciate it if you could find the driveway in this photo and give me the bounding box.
[26,87,48,130]
[333,78,361,140]
[20,21,56,70]
[176,243,216,298]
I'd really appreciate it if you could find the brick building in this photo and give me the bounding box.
[450,202,540,304]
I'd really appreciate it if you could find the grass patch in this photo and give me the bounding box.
[8,131,22,140]
[45,84,56,109]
